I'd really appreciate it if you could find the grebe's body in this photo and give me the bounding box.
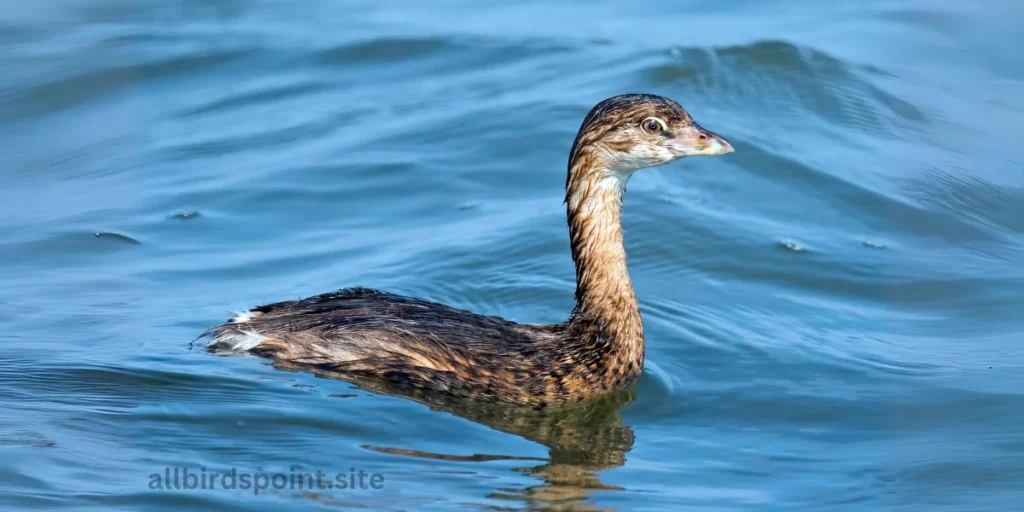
[201,94,733,406]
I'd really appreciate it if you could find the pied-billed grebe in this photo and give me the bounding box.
[199,94,733,406]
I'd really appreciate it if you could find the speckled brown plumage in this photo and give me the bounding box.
[200,94,733,406]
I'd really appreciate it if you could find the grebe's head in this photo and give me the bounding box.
[568,94,733,181]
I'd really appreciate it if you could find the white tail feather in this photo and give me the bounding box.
[207,328,265,351]
[230,311,257,323]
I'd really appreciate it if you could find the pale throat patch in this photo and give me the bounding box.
[610,144,675,173]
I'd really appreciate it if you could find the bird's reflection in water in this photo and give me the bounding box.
[293,363,636,511]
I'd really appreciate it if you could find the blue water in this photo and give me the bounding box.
[2,1,1022,510]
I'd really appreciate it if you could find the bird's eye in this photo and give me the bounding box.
[642,117,666,133]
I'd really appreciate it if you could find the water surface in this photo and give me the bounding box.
[2,1,1023,510]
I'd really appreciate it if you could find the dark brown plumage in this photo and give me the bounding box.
[199,94,733,406]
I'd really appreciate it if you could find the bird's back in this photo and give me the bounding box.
[204,287,595,404]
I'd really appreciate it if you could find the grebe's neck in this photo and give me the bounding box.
[564,146,644,373]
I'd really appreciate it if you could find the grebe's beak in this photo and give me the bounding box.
[668,124,734,157]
